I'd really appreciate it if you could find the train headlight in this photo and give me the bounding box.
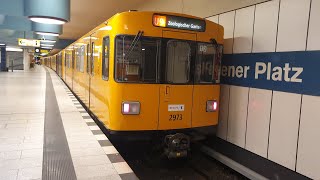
[206,100,218,112]
[122,101,140,115]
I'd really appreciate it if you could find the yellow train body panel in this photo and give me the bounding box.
[45,11,224,133]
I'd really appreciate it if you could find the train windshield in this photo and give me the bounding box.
[115,35,222,84]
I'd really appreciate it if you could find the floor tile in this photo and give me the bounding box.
[102,146,119,155]
[70,147,105,157]
[91,130,104,135]
[107,154,125,163]
[74,164,118,179]
[21,149,43,158]
[17,166,42,180]
[95,134,108,141]
[98,140,112,147]
[0,169,18,180]
[0,151,21,160]
[119,173,139,180]
[72,155,111,167]
[89,126,100,130]
[112,162,133,174]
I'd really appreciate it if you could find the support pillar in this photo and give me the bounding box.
[23,49,30,70]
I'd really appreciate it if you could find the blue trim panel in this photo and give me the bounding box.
[221,51,320,96]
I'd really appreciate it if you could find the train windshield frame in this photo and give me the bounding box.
[114,35,222,84]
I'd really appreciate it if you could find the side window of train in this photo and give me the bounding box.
[86,44,90,73]
[102,37,110,80]
[91,42,95,75]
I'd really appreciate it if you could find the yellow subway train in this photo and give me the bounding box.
[43,11,224,158]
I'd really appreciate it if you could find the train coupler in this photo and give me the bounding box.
[164,133,190,159]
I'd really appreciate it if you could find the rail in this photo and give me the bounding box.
[200,144,268,180]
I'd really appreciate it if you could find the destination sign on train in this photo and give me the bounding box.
[153,14,206,32]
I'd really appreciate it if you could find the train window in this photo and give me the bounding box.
[194,43,222,84]
[76,45,85,72]
[115,36,159,83]
[86,44,89,73]
[166,40,191,84]
[64,53,67,67]
[65,52,71,68]
[91,42,95,75]
[102,37,110,80]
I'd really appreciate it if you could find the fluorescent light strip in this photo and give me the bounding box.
[41,47,52,49]
[83,36,98,40]
[99,26,112,31]
[30,17,65,25]
[41,44,54,47]
[36,32,59,37]
[40,40,56,43]
[6,47,23,52]
[0,43,5,46]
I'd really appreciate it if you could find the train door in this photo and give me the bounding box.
[64,52,67,80]
[158,31,196,130]
[71,49,75,89]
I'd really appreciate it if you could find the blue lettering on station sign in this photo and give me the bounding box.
[220,51,320,96]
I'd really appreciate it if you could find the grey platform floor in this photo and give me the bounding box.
[0,66,136,180]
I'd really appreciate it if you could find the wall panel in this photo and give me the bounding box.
[227,86,249,148]
[276,0,310,52]
[296,95,320,179]
[252,0,279,52]
[207,15,218,24]
[217,85,229,140]
[307,0,320,50]
[233,6,255,53]
[268,91,301,170]
[218,11,235,54]
[246,88,272,158]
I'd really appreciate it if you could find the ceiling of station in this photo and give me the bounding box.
[61,0,268,40]
[1,0,268,54]
[60,0,146,40]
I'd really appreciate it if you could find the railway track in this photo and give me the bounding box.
[110,138,247,180]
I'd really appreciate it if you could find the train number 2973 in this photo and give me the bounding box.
[169,114,182,121]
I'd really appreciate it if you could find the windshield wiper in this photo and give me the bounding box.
[124,30,144,60]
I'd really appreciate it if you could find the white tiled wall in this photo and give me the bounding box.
[296,95,320,179]
[227,86,249,148]
[208,0,320,178]
[246,88,272,158]
[268,92,301,170]
[276,0,310,52]
[217,85,229,140]
[296,0,320,178]
[306,0,320,51]
[252,0,279,53]
[233,6,255,54]
[218,11,235,54]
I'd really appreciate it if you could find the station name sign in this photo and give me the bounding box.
[153,14,206,32]
[18,38,40,47]
[221,51,320,96]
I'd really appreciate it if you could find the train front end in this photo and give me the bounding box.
[106,11,224,158]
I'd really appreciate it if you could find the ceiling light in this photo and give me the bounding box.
[83,37,98,40]
[75,43,86,46]
[36,32,59,37]
[0,43,5,46]
[40,39,56,43]
[41,44,54,47]
[6,47,23,52]
[29,17,66,25]
[42,47,52,49]
[99,26,112,31]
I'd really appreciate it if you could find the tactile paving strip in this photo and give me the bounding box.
[42,69,77,180]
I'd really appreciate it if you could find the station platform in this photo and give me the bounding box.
[0,66,137,180]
